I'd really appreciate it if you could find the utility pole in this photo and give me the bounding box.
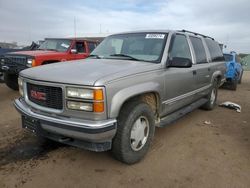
[74,16,76,38]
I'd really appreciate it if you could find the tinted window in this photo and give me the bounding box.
[88,42,96,52]
[169,34,192,60]
[224,54,233,62]
[205,39,224,62]
[75,42,85,53]
[190,37,207,64]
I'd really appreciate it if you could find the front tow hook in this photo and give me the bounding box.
[1,66,9,71]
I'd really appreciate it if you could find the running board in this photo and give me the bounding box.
[157,98,208,128]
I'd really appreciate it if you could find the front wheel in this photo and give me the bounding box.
[4,73,18,90]
[112,101,155,164]
[202,79,218,110]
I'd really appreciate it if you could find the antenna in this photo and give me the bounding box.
[74,16,76,38]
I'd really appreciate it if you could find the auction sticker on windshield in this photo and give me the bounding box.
[145,34,165,39]
[61,43,70,48]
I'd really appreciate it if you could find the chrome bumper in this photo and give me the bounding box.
[14,98,117,144]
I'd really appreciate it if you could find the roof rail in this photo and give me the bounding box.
[178,30,214,40]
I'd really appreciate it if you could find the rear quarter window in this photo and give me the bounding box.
[205,39,224,62]
[190,37,207,64]
[87,42,97,53]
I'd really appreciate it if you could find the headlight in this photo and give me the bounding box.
[67,87,93,99]
[66,87,103,100]
[27,59,35,67]
[66,87,104,112]
[67,101,93,111]
[18,77,24,96]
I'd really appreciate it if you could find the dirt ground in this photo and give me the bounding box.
[0,72,249,188]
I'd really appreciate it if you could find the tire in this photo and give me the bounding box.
[230,79,237,90]
[4,73,18,90]
[202,79,218,110]
[112,101,155,164]
[0,72,4,83]
[238,71,243,84]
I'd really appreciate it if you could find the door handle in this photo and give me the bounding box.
[193,70,197,75]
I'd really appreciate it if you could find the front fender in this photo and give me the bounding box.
[109,82,161,118]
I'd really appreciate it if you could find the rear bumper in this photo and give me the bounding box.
[14,98,117,151]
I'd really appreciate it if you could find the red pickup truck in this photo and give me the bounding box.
[0,37,101,90]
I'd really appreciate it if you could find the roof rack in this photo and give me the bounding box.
[178,30,214,40]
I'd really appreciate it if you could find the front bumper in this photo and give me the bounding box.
[14,98,117,151]
[0,63,27,74]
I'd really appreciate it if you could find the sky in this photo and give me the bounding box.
[0,0,250,53]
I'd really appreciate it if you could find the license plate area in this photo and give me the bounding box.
[22,116,40,133]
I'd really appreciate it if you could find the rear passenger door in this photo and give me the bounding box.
[189,36,211,99]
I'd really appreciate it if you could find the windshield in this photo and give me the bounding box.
[38,39,71,52]
[224,54,233,62]
[90,33,167,63]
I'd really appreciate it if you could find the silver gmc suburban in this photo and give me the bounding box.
[14,30,226,164]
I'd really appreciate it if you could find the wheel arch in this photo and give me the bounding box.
[109,83,161,119]
[211,71,222,86]
[42,60,60,65]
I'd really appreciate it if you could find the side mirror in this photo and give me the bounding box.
[168,57,192,68]
[70,49,77,54]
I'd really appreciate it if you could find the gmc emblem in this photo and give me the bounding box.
[30,90,46,101]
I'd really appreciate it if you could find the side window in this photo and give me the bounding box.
[88,42,96,53]
[205,39,224,62]
[190,37,207,64]
[75,42,86,53]
[235,55,241,63]
[169,34,192,60]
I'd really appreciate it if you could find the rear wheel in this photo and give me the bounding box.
[230,79,237,90]
[238,71,243,84]
[4,73,18,90]
[202,79,218,110]
[112,101,155,164]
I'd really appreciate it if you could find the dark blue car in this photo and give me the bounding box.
[223,52,243,90]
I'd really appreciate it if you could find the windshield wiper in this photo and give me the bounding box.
[110,54,141,61]
[88,54,102,59]
[46,49,58,52]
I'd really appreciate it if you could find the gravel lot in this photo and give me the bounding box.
[0,72,250,188]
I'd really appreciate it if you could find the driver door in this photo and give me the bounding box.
[72,41,89,60]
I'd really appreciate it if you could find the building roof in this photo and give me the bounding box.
[45,37,105,42]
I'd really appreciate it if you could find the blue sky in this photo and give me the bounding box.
[0,0,250,53]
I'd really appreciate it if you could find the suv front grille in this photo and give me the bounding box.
[27,83,63,110]
[5,56,27,65]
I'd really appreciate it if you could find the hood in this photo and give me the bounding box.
[20,58,161,86]
[8,50,64,57]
